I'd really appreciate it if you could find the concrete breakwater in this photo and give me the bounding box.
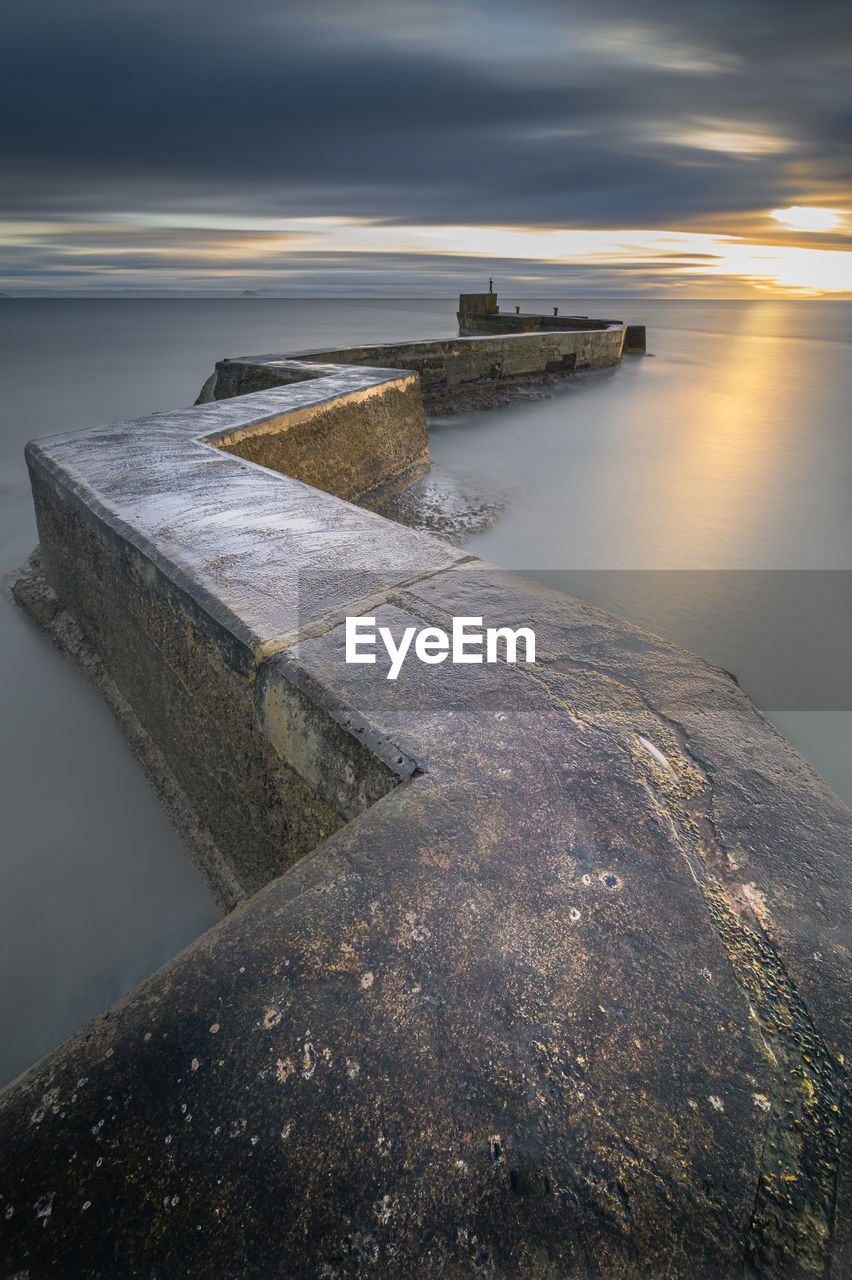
[2,330,851,1278]
[198,324,628,416]
[454,292,647,353]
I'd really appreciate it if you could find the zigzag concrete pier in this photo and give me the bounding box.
[2,328,849,1278]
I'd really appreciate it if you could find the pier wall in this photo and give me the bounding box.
[3,348,850,1278]
[202,362,429,509]
[201,325,626,412]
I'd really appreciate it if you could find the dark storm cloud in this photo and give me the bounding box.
[1,0,849,288]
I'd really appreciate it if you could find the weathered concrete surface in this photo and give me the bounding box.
[208,362,429,508]
[457,313,621,337]
[202,326,626,414]
[2,354,850,1278]
[457,311,618,336]
[459,291,499,316]
[624,325,647,355]
[26,367,461,676]
[454,292,623,338]
[18,365,458,893]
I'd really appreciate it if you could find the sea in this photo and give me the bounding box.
[1,296,849,1089]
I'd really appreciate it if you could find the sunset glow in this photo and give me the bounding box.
[769,206,845,233]
[1,0,849,297]
[3,213,850,297]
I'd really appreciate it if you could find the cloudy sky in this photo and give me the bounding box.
[1,0,850,295]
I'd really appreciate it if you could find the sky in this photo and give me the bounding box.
[1,0,850,296]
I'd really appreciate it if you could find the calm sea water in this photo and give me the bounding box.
[0,297,849,1088]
